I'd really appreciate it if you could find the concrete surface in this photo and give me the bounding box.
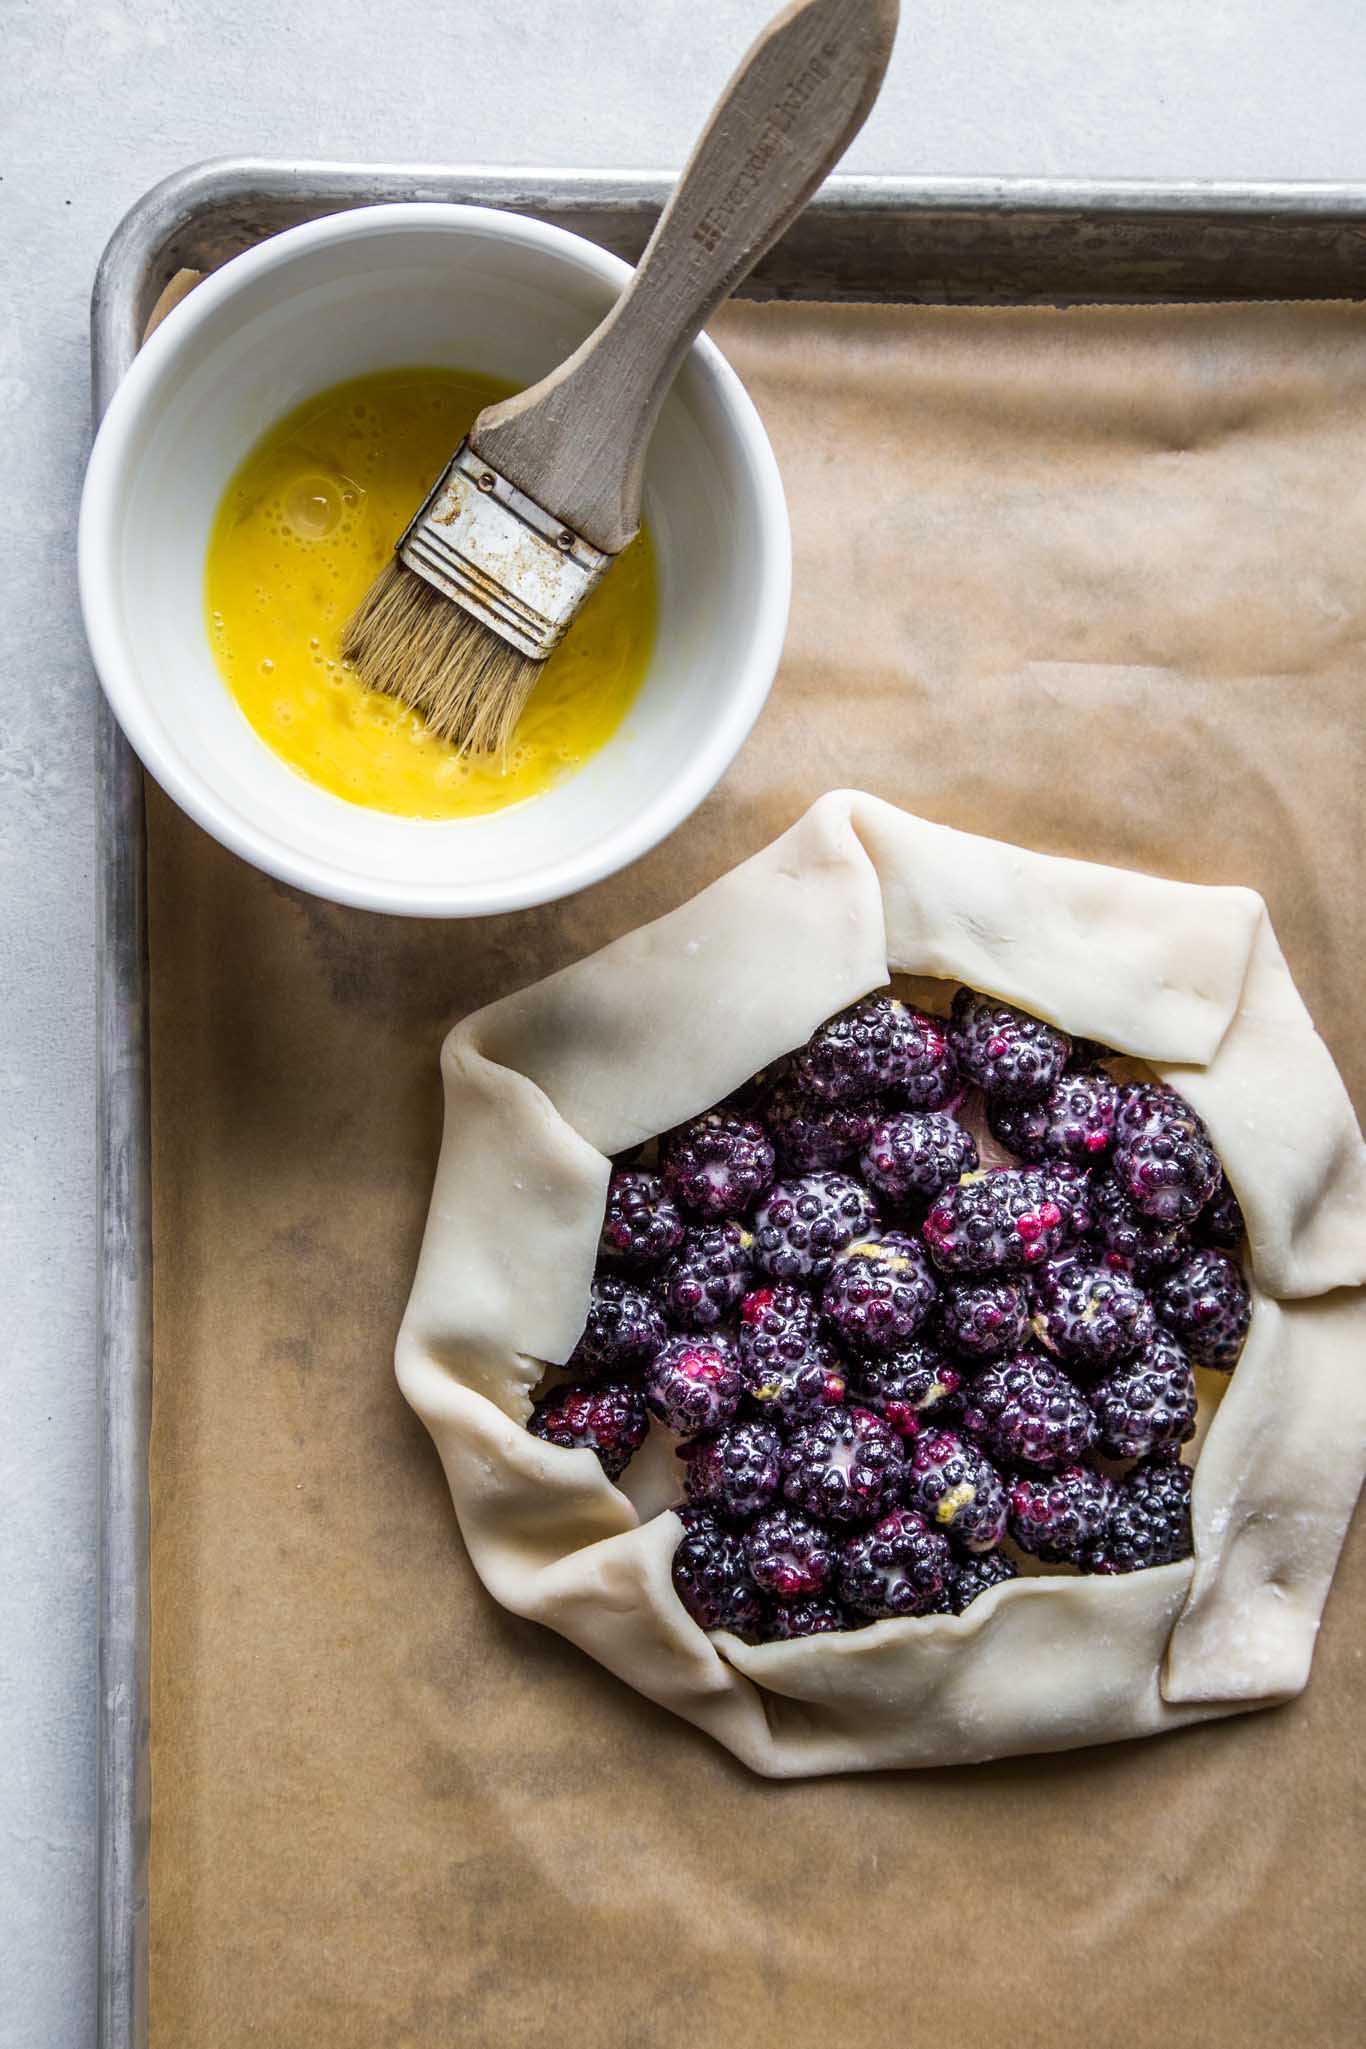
[3,2,1365,2042]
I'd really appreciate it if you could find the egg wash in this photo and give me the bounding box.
[205,368,657,818]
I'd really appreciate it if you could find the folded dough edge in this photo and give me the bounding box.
[396,794,1366,1775]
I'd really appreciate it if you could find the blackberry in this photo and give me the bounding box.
[1114,1082,1191,1146]
[1116,1125,1220,1226]
[1111,1083,1221,1224]
[528,1380,649,1480]
[859,1110,978,1205]
[988,1073,1118,1167]
[671,1511,764,1633]
[763,1084,875,1174]
[568,1273,667,1378]
[1008,1466,1115,1563]
[683,1419,783,1521]
[892,1009,961,1111]
[1090,1172,1191,1281]
[1199,1174,1247,1250]
[845,1340,960,1438]
[1155,1249,1252,1371]
[743,1508,836,1597]
[658,1221,754,1330]
[949,987,1070,1103]
[793,995,957,1109]
[1088,1330,1198,1460]
[661,1111,775,1220]
[599,1169,685,1270]
[780,1404,907,1526]
[746,1344,847,1428]
[940,1277,1031,1361]
[947,1550,1018,1614]
[752,1172,878,1283]
[644,1333,746,1440]
[1085,1457,1193,1574]
[790,994,912,1104]
[922,1167,1090,1273]
[962,1352,1097,1470]
[738,1281,821,1364]
[759,1595,848,1641]
[897,1008,962,1106]
[904,1430,1008,1552]
[838,1509,952,1619]
[821,1233,939,1354]
[738,1284,847,1424]
[1030,1261,1156,1376]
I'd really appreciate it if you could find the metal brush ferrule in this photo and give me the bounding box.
[396,440,612,661]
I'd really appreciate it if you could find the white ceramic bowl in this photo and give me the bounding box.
[79,203,790,916]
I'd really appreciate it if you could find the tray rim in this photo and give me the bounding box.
[92,153,1366,2049]
[94,159,1366,380]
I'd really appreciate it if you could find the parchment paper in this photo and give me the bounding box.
[148,298,1366,2045]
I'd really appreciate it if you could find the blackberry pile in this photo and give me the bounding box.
[528,988,1252,1641]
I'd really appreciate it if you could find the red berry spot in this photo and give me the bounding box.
[1085,1132,1108,1152]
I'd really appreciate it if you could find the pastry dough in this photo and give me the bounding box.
[396,794,1366,1777]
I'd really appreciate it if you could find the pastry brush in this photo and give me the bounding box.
[342,0,900,753]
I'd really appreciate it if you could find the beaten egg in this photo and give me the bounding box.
[205,368,657,818]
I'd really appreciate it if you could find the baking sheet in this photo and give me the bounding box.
[144,292,1365,2046]
[99,166,1366,2049]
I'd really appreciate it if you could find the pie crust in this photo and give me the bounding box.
[396,794,1366,1776]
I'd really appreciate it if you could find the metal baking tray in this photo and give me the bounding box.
[92,157,1366,2049]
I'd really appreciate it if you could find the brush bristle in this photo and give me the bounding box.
[340,558,543,756]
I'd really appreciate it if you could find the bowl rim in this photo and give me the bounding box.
[78,200,792,918]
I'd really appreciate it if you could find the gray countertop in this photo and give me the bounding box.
[3,2,1365,2041]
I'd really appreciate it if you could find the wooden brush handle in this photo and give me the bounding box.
[471,0,900,553]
